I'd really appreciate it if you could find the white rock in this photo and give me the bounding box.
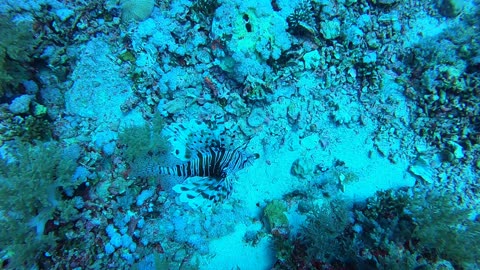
[56,8,74,22]
[447,141,464,159]
[408,157,434,183]
[9,95,34,114]
[303,50,321,69]
[301,134,320,150]
[247,108,266,128]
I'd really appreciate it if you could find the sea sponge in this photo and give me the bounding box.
[121,0,155,22]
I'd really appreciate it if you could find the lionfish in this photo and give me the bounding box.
[134,121,257,209]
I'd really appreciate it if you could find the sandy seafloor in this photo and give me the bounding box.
[0,0,479,269]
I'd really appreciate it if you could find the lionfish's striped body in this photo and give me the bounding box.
[139,121,257,208]
[158,147,251,180]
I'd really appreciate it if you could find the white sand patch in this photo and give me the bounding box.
[203,117,415,268]
[200,223,276,270]
[202,71,417,268]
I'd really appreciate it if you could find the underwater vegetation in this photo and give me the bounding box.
[0,141,81,268]
[272,188,480,269]
[0,14,39,99]
[264,200,292,264]
[0,106,52,143]
[408,190,480,265]
[118,114,169,163]
[300,199,351,264]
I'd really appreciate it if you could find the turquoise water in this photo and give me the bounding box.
[0,0,478,269]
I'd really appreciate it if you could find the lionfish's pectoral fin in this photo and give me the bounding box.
[172,176,233,209]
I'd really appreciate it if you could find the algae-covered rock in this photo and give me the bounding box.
[447,141,464,159]
[303,50,321,69]
[8,95,34,114]
[0,15,38,97]
[291,158,314,179]
[374,0,400,6]
[121,0,155,22]
[264,200,289,230]
[247,108,267,128]
[320,19,341,40]
[437,0,464,18]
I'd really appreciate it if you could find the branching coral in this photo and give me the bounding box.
[287,0,317,35]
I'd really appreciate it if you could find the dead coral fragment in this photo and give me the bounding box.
[408,156,434,184]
